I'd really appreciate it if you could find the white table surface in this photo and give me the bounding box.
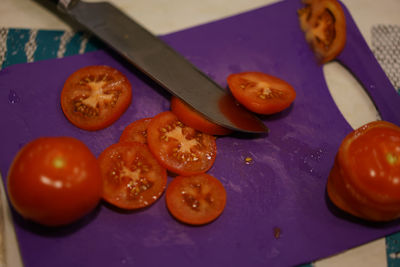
[0,0,399,266]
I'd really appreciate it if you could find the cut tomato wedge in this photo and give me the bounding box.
[298,0,346,63]
[98,141,167,210]
[165,173,227,225]
[227,72,296,115]
[147,111,217,176]
[61,65,132,131]
[327,121,400,221]
[119,118,152,144]
[170,96,232,135]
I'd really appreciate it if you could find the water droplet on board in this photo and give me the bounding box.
[8,90,21,104]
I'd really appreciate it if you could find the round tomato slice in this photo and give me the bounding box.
[227,72,296,115]
[7,137,102,226]
[327,121,400,221]
[61,65,132,131]
[119,117,152,144]
[147,111,217,176]
[165,173,226,225]
[99,141,167,210]
[298,0,346,63]
[170,96,232,136]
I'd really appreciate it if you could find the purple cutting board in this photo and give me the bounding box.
[1,0,400,266]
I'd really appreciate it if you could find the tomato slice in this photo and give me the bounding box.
[327,121,400,221]
[165,173,226,225]
[119,118,152,144]
[170,96,232,136]
[298,0,346,63]
[147,111,217,176]
[227,72,296,115]
[98,141,167,210]
[61,65,132,131]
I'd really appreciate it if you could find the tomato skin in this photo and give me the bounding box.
[119,118,152,144]
[61,65,132,131]
[7,137,102,227]
[165,173,226,225]
[99,141,167,210]
[170,96,232,135]
[147,111,217,176]
[298,0,346,63]
[327,121,400,221]
[227,72,296,115]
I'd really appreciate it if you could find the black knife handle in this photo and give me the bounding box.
[42,0,77,10]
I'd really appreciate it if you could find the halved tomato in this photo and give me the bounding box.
[298,0,346,63]
[147,111,217,176]
[170,96,232,136]
[165,173,226,225]
[227,72,296,115]
[61,65,132,131]
[327,121,400,221]
[119,117,152,144]
[98,141,167,210]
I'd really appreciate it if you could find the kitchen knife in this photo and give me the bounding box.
[42,0,268,133]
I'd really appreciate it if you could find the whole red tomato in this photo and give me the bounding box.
[327,121,400,222]
[7,137,102,226]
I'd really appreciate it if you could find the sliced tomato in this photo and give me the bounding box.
[227,72,296,115]
[170,96,232,136]
[61,65,132,131]
[327,121,400,221]
[147,111,217,176]
[119,118,152,144]
[98,141,167,210]
[165,173,226,225]
[298,0,346,63]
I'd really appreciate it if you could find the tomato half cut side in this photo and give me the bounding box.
[61,65,132,131]
[7,137,102,226]
[298,0,346,63]
[170,96,232,136]
[327,120,400,221]
[227,72,296,115]
[147,111,217,176]
[99,141,167,210]
[165,173,227,225]
[119,117,152,144]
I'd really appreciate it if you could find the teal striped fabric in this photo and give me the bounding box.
[1,27,399,267]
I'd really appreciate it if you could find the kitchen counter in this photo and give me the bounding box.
[0,0,399,267]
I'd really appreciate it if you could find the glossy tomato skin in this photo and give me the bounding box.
[170,96,232,136]
[7,137,102,227]
[227,72,296,115]
[298,0,346,63]
[147,111,217,176]
[327,121,400,221]
[165,173,227,225]
[119,117,152,144]
[61,65,132,131]
[99,141,167,210]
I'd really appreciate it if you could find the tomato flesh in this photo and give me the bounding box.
[327,121,400,221]
[61,65,132,131]
[99,141,167,210]
[298,0,346,63]
[119,118,152,144]
[227,72,296,115]
[170,96,232,135]
[147,111,217,176]
[7,137,102,226]
[165,173,226,225]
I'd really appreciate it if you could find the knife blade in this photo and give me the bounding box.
[44,0,268,133]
